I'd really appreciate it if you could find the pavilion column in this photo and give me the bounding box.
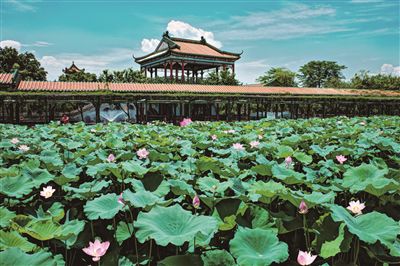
[232,64,235,75]
[144,67,147,78]
[181,61,185,82]
[216,67,219,75]
[201,70,204,80]
[164,63,167,79]
[175,65,179,82]
[170,62,173,81]
[150,68,153,79]
[186,70,190,82]
[155,68,158,78]
[223,65,226,71]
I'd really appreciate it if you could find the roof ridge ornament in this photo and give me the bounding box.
[163,31,169,38]
[200,36,206,44]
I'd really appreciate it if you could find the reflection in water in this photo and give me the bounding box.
[70,103,137,123]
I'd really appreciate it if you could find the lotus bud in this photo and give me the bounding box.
[193,195,200,209]
[297,250,317,265]
[299,200,308,214]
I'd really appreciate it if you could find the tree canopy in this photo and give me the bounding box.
[202,69,241,86]
[58,71,97,82]
[298,61,346,88]
[98,68,147,83]
[257,67,297,87]
[0,47,47,81]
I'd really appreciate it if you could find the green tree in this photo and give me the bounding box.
[298,61,346,88]
[0,47,47,81]
[202,69,241,85]
[257,67,297,87]
[58,71,97,82]
[98,68,147,83]
[350,71,400,90]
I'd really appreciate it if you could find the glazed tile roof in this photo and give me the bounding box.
[171,40,239,59]
[15,80,400,97]
[0,73,15,84]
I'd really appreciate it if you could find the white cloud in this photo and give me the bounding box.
[39,48,136,81]
[5,0,39,12]
[216,4,356,41]
[167,20,222,48]
[351,0,383,3]
[380,64,400,76]
[141,38,160,53]
[0,40,22,51]
[27,41,53,47]
[236,60,269,84]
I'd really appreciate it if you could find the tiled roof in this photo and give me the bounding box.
[171,40,239,59]
[0,73,14,85]
[16,80,400,97]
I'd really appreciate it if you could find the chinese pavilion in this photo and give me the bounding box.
[63,62,83,74]
[134,31,242,83]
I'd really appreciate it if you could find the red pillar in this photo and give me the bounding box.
[181,61,185,82]
[164,63,167,79]
[175,66,178,82]
[170,62,173,81]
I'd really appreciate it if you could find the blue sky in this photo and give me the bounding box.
[1,0,399,83]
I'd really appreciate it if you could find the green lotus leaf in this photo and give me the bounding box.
[0,207,16,228]
[16,219,61,241]
[39,150,63,169]
[275,145,294,158]
[330,205,400,250]
[230,227,289,266]
[168,179,196,196]
[63,180,111,199]
[86,163,116,177]
[0,175,35,198]
[55,163,82,185]
[251,164,272,176]
[135,204,218,246]
[320,223,346,258]
[0,247,65,266]
[123,190,163,208]
[201,250,236,266]
[122,160,148,177]
[0,230,38,252]
[55,219,85,245]
[159,255,203,266]
[35,203,64,222]
[249,180,288,203]
[293,151,313,165]
[115,221,134,245]
[21,167,55,188]
[342,163,398,196]
[84,193,124,220]
[271,165,305,184]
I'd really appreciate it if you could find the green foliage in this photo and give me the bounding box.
[0,47,47,81]
[58,71,97,82]
[257,67,297,87]
[230,227,289,266]
[0,116,399,264]
[202,69,241,85]
[298,60,346,88]
[98,68,148,83]
[351,70,400,91]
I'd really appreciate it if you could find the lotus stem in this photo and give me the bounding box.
[90,221,95,239]
[302,215,310,250]
[128,208,139,266]
[353,237,360,263]
[147,239,152,266]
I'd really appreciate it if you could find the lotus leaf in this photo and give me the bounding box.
[0,247,65,266]
[84,193,124,220]
[135,204,218,246]
[230,227,289,266]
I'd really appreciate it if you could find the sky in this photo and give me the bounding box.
[1,0,399,83]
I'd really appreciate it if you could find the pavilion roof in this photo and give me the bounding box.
[13,80,400,97]
[135,33,241,63]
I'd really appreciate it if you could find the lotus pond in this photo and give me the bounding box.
[0,116,399,266]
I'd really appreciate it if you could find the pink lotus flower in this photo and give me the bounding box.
[285,156,293,168]
[297,250,317,265]
[10,138,20,144]
[258,135,263,140]
[90,129,97,133]
[336,155,347,164]
[299,200,308,214]
[211,134,217,140]
[82,239,110,262]
[137,148,149,159]
[360,121,366,125]
[250,141,260,148]
[117,193,125,205]
[232,143,244,150]
[180,118,192,127]
[347,200,365,215]
[40,186,55,199]
[107,153,116,163]
[193,195,200,209]
[18,145,30,152]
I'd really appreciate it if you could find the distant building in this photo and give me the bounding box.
[63,62,83,74]
[134,31,242,83]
